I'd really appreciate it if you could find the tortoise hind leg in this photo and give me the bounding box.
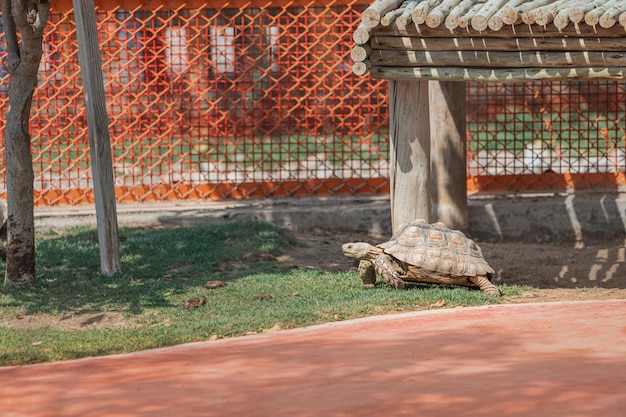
[374,254,405,290]
[470,275,501,296]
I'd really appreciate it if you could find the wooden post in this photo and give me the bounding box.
[388,80,432,233]
[430,81,468,230]
[73,0,121,274]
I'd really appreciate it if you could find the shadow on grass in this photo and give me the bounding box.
[2,221,298,315]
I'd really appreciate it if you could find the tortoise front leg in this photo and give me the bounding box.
[358,260,377,288]
[374,254,405,289]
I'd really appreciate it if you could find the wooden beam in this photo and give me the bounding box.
[412,0,445,25]
[369,49,626,68]
[362,0,407,28]
[470,0,509,32]
[353,24,373,45]
[381,8,406,27]
[427,0,465,29]
[388,80,432,233]
[371,66,626,82]
[371,35,626,52]
[599,3,626,28]
[350,44,371,62]
[445,0,480,29]
[396,1,420,29]
[352,60,371,76]
[429,81,467,230]
[73,0,121,275]
[375,21,626,38]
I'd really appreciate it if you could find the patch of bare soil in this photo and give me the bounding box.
[2,310,133,331]
[280,229,626,303]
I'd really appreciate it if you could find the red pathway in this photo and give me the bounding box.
[2,300,626,417]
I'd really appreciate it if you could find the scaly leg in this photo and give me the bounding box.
[374,254,405,289]
[470,275,501,296]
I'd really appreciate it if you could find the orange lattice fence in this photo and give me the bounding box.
[1,0,391,206]
[0,0,625,206]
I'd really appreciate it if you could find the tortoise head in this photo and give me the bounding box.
[342,242,377,261]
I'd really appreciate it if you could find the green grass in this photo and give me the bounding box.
[0,221,526,366]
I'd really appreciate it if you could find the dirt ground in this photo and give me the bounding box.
[4,230,626,332]
[282,230,626,303]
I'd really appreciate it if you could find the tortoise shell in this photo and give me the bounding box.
[378,219,494,277]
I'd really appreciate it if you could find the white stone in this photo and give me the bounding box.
[523,140,558,174]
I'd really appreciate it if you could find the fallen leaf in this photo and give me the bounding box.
[522,292,539,298]
[244,331,257,335]
[430,300,445,308]
[262,323,282,333]
[32,341,43,346]
[43,348,52,353]
[254,294,273,301]
[204,280,227,289]
[242,253,277,262]
[149,318,171,328]
[208,334,219,341]
[182,296,207,310]
[15,314,25,320]
[334,314,341,321]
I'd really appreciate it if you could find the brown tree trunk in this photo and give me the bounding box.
[5,79,37,284]
[2,0,50,285]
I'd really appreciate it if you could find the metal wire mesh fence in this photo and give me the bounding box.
[467,81,626,193]
[0,0,625,206]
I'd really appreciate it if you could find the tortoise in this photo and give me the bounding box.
[341,219,501,296]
